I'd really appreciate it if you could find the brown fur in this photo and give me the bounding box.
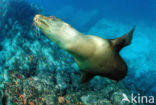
[34,14,135,83]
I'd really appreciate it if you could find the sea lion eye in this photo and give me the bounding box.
[40,20,48,26]
[49,16,56,20]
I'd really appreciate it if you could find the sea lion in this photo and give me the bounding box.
[34,14,135,83]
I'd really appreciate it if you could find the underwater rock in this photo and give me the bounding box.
[81,95,98,105]
[111,92,128,105]
[0,44,3,51]
[81,94,112,105]
[90,76,112,91]
[56,72,68,96]
[5,0,41,27]
[98,99,112,105]
[81,95,113,105]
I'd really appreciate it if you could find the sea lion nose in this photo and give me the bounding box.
[34,14,42,22]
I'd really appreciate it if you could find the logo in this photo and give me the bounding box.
[122,93,155,104]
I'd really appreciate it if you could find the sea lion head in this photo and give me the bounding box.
[34,14,67,36]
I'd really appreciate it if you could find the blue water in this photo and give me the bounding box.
[0,0,156,104]
[28,0,156,25]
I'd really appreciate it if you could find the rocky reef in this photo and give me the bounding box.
[0,0,155,105]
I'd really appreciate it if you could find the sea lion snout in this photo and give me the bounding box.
[34,14,58,28]
[34,14,56,22]
[34,14,42,27]
[34,14,51,28]
[34,14,41,22]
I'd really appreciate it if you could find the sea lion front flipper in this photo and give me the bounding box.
[80,71,94,83]
[111,27,135,52]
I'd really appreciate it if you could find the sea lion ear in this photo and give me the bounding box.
[80,71,94,83]
[111,27,135,52]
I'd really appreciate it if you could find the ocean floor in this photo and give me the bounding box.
[0,0,155,105]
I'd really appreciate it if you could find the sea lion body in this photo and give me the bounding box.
[34,14,134,83]
[73,36,127,80]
